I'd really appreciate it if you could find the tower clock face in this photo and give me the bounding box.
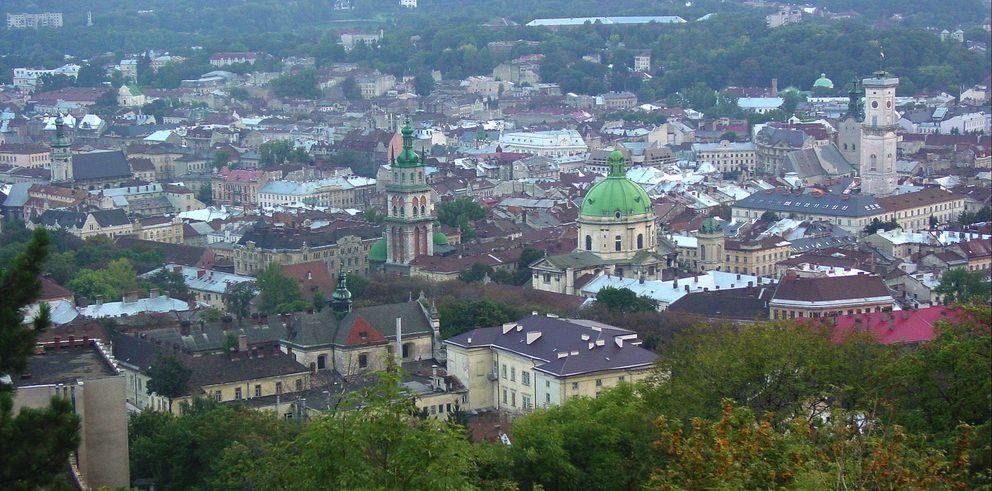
[871,101,878,108]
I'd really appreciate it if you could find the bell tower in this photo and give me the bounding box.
[50,114,73,183]
[859,71,899,196]
[383,118,434,267]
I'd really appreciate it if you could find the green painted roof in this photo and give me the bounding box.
[393,118,421,168]
[813,73,834,89]
[368,238,386,262]
[433,231,448,246]
[579,150,652,218]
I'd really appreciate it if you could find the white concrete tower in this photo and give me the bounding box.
[859,71,899,196]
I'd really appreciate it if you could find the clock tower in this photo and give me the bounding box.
[859,71,899,196]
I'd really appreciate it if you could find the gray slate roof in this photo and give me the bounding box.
[283,301,434,349]
[446,315,658,377]
[72,151,133,181]
[734,189,882,218]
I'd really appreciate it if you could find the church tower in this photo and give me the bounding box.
[836,81,863,166]
[859,71,899,196]
[50,114,73,183]
[331,271,353,319]
[384,118,434,267]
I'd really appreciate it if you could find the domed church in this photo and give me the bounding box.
[530,150,670,295]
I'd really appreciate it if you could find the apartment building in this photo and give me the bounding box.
[445,315,658,413]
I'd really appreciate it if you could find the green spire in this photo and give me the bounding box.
[846,80,863,121]
[607,149,626,178]
[394,117,421,168]
[331,270,352,319]
[52,113,70,148]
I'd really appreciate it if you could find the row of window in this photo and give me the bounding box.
[228,378,305,400]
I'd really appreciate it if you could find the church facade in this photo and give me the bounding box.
[530,150,669,295]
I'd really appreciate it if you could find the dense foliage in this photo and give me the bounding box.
[0,229,81,489]
[1,1,985,102]
[126,305,991,488]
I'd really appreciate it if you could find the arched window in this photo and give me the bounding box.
[421,205,426,215]
[585,235,592,250]
[870,154,878,171]
[637,234,644,249]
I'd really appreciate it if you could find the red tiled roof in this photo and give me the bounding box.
[345,315,386,346]
[831,306,961,344]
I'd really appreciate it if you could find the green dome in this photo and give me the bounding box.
[579,150,652,218]
[433,231,448,246]
[368,238,387,262]
[813,73,834,89]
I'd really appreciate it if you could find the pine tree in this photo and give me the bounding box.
[0,228,81,488]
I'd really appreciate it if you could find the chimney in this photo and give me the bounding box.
[238,334,248,352]
[395,317,403,366]
[685,284,690,292]
[638,274,645,285]
[306,270,312,280]
[173,265,182,274]
[149,288,159,299]
[124,291,139,304]
[736,273,741,280]
[771,78,779,97]
[96,296,103,307]
[673,280,678,289]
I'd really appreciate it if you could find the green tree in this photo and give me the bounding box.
[145,355,191,412]
[934,268,991,305]
[345,273,369,300]
[312,290,326,312]
[595,286,658,313]
[437,298,522,339]
[340,77,361,100]
[0,228,82,489]
[259,140,295,167]
[760,211,780,222]
[413,71,436,96]
[863,217,900,235]
[437,197,486,237]
[256,263,307,314]
[269,69,321,99]
[458,263,494,283]
[130,399,300,490]
[223,281,256,323]
[219,369,475,489]
[511,383,659,489]
[143,268,189,300]
[212,150,230,170]
[651,401,971,489]
[644,321,884,425]
[196,184,214,205]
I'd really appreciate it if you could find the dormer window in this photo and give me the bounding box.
[614,210,622,219]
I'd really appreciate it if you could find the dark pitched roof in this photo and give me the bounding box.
[91,208,131,227]
[35,209,86,228]
[186,351,308,392]
[877,188,962,212]
[72,151,133,181]
[734,189,882,217]
[283,301,433,349]
[772,274,891,303]
[238,223,380,249]
[446,315,658,377]
[668,287,772,321]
